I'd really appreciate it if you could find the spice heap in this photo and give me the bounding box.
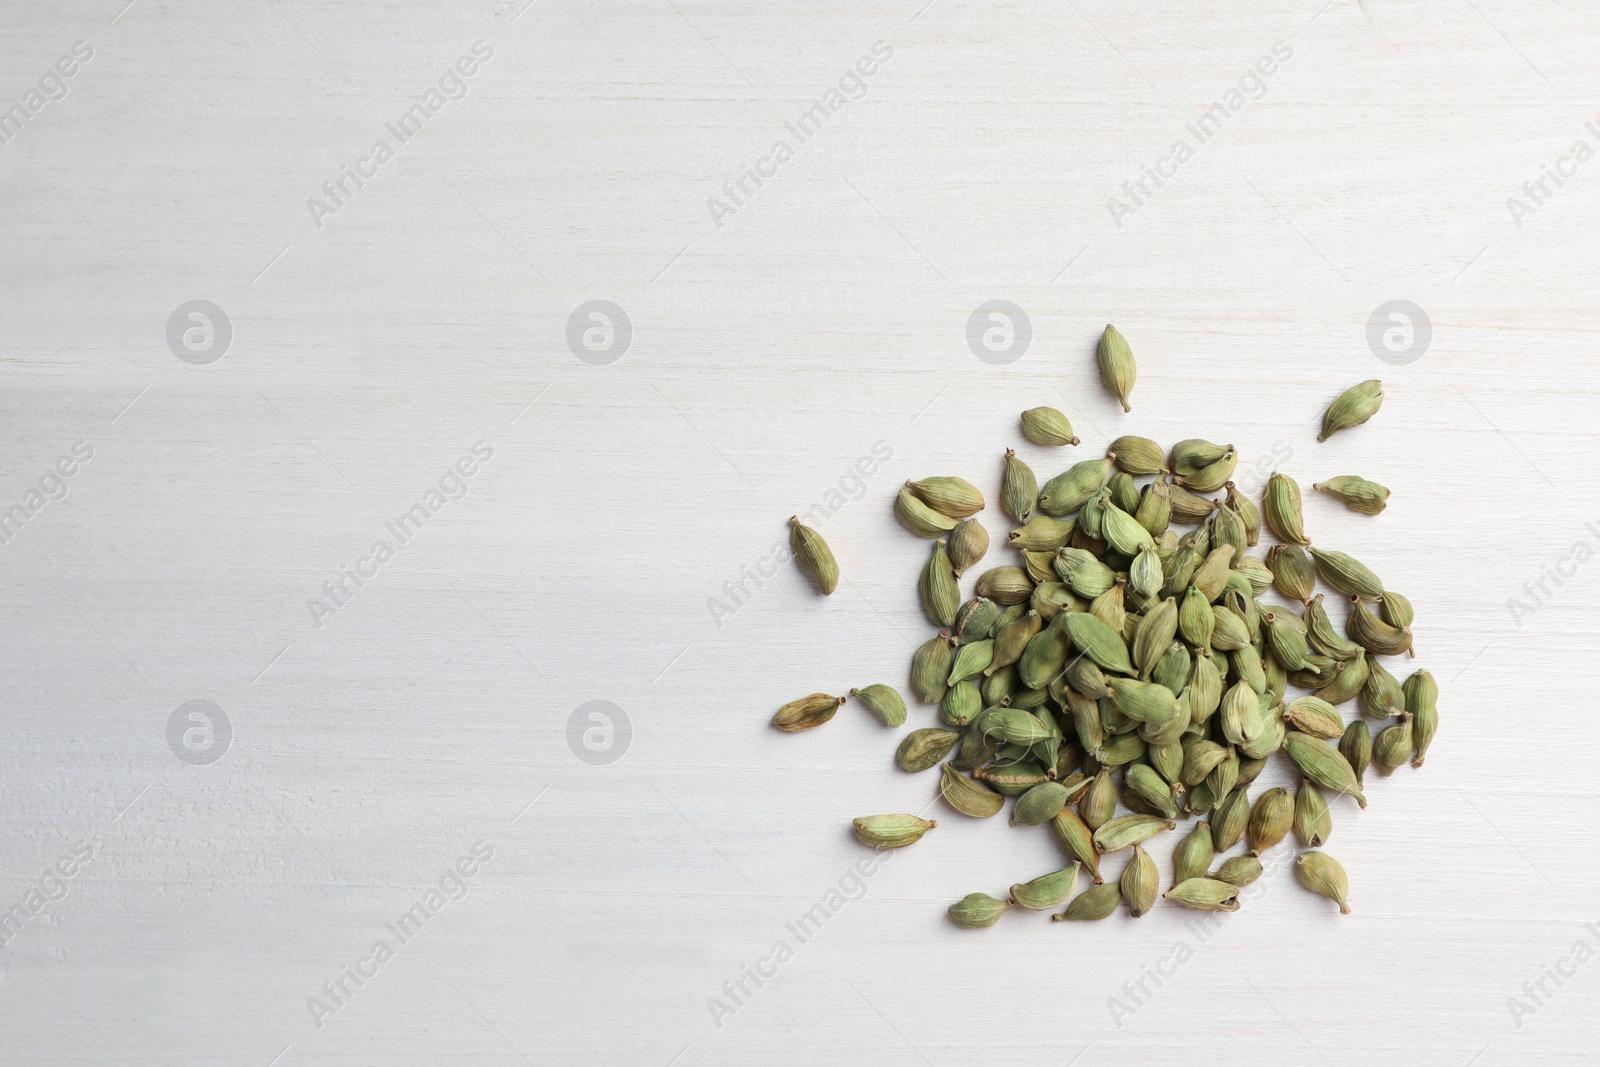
[775,326,1436,922]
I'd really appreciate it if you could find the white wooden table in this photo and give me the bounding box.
[2,1,1597,1063]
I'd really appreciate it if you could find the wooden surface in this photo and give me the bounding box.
[3,1,1599,1064]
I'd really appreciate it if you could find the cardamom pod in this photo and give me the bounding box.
[1318,379,1384,442]
[1263,473,1310,546]
[895,727,962,772]
[1009,515,1076,551]
[1132,598,1179,677]
[1314,651,1369,706]
[1304,594,1364,660]
[1109,435,1167,475]
[974,565,1033,606]
[1267,543,1316,603]
[1110,471,1141,514]
[1126,763,1180,818]
[911,631,954,704]
[1282,696,1343,739]
[1164,877,1241,912]
[1294,781,1332,847]
[894,484,959,537]
[1372,712,1414,775]
[1052,880,1121,920]
[955,598,1000,645]
[1013,780,1074,825]
[920,540,959,626]
[851,684,907,727]
[1011,864,1081,910]
[1404,669,1438,767]
[1039,457,1114,516]
[1167,482,1219,524]
[947,517,990,577]
[1211,786,1250,851]
[1247,786,1293,855]
[940,679,981,725]
[948,891,1010,928]
[939,763,1005,818]
[1314,475,1390,514]
[1339,719,1372,788]
[1211,854,1262,887]
[1135,480,1173,537]
[1189,545,1236,602]
[1282,732,1367,807]
[1310,547,1385,600]
[1380,589,1415,630]
[1080,767,1117,830]
[1102,501,1156,557]
[948,638,994,684]
[1121,844,1159,917]
[852,814,935,849]
[1171,438,1231,476]
[1050,808,1104,882]
[1295,850,1351,913]
[1172,820,1215,887]
[1092,814,1174,854]
[1002,449,1039,523]
[1359,655,1404,718]
[1065,611,1135,675]
[1224,482,1262,545]
[1348,596,1413,656]
[1021,406,1080,446]
[1176,448,1238,493]
[909,476,985,518]
[788,516,839,594]
[1097,324,1136,412]
[772,692,845,732]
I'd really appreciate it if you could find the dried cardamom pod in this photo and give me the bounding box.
[947,517,990,577]
[1263,473,1310,546]
[1295,850,1351,913]
[1132,598,1179,678]
[1372,712,1414,775]
[1223,482,1262,546]
[920,539,959,626]
[954,598,999,645]
[1318,379,1384,442]
[1008,514,1076,551]
[788,516,839,594]
[1211,854,1263,887]
[1348,596,1413,656]
[1171,820,1214,887]
[1267,543,1316,604]
[1121,844,1159,917]
[1247,787,1293,855]
[1052,880,1121,920]
[1097,324,1137,411]
[1109,471,1141,513]
[852,814,935,849]
[1050,808,1104,882]
[1021,406,1079,446]
[908,475,984,518]
[1310,547,1385,600]
[1282,696,1343,739]
[1092,814,1174,854]
[1167,481,1218,524]
[1109,435,1167,475]
[1211,786,1250,851]
[1282,732,1367,807]
[772,692,845,732]
[1189,545,1236,602]
[1304,594,1364,660]
[948,891,1010,928]
[1011,864,1081,910]
[1314,475,1390,515]
[1264,609,1312,671]
[1102,501,1157,557]
[1135,479,1173,537]
[1125,763,1180,818]
[895,727,962,772]
[1359,655,1405,718]
[1294,781,1332,847]
[1176,448,1238,493]
[940,679,981,726]
[1404,669,1438,767]
[939,763,1005,818]
[947,638,994,684]
[1001,449,1039,524]
[1164,877,1241,912]
[1339,719,1372,788]
[1013,781,1074,825]
[1039,457,1114,516]
[1064,611,1135,675]
[910,631,954,704]
[851,684,907,727]
[1314,651,1369,706]
[1380,589,1415,630]
[894,484,959,537]
[974,565,1033,606]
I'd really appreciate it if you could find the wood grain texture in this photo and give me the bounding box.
[2,0,1599,1064]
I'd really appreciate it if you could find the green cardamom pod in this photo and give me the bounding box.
[1303,594,1363,660]
[1166,481,1219,524]
[939,762,1005,818]
[1314,475,1390,515]
[1309,547,1385,600]
[1102,501,1157,557]
[1211,854,1263,888]
[974,565,1033,606]
[1091,577,1128,633]
[911,630,954,704]
[1266,543,1316,604]
[772,692,845,732]
[851,684,907,727]
[951,719,998,771]
[1108,435,1167,475]
[1064,611,1135,675]
[977,758,1050,796]
[1052,880,1121,920]
[1126,763,1180,818]
[1295,850,1351,913]
[1050,807,1104,882]
[1151,641,1191,697]
[788,516,839,594]
[940,679,982,725]
[1177,448,1238,493]
[1210,502,1247,559]
[908,475,984,519]
[852,814,935,849]
[1039,457,1113,516]
[1109,470,1141,513]
[1189,545,1236,602]
[947,638,994,684]
[1164,877,1241,912]
[1282,695,1343,739]
[1314,651,1369,706]
[1001,449,1039,524]
[988,610,1042,675]
[1318,379,1383,442]
[1247,786,1293,855]
[981,707,1053,747]
[1079,767,1117,831]
[1171,820,1215,887]
[1339,719,1372,788]
[1121,844,1159,917]
[1263,473,1310,546]
[920,540,959,627]
[1380,589,1415,630]
[1372,712,1414,775]
[1092,814,1174,854]
[894,484,959,537]
[1018,549,1057,584]
[948,891,1010,928]
[947,517,990,577]
[1223,482,1262,546]
[1348,596,1413,656]
[1294,781,1332,848]
[1359,655,1405,718]
[1009,514,1076,551]
[895,727,962,772]
[1132,597,1179,677]
[1013,780,1073,825]
[1404,669,1438,767]
[1264,609,1312,671]
[1210,786,1250,851]
[1282,732,1367,807]
[1097,324,1137,411]
[954,597,1000,645]
[1011,864,1081,910]
[1171,439,1231,475]
[1021,406,1080,446]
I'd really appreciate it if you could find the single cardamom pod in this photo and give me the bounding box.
[1021,406,1080,446]
[1080,767,1117,831]
[1102,501,1157,557]
[1092,814,1175,854]
[1404,668,1438,767]
[1294,781,1332,848]
[1380,589,1415,630]
[1151,642,1192,705]
[1206,745,1239,806]
[1359,655,1405,718]
[939,679,982,726]
[1164,877,1241,912]
[1282,732,1367,807]
[1171,820,1215,888]
[1064,611,1135,675]
[1282,695,1343,739]
[988,610,1042,675]
[981,664,1019,706]
[852,814,935,849]
[1295,850,1351,913]
[920,539,959,627]
[1170,439,1231,476]
[1132,598,1179,678]
[1263,473,1310,546]
[1189,545,1236,602]
[1052,880,1121,921]
[1013,780,1073,826]
[1019,549,1057,584]
[1223,482,1262,546]
[1211,786,1250,851]
[974,565,1033,606]
[1057,547,1117,599]
[1050,807,1104,883]
[947,638,995,684]
[954,597,1000,645]
[1001,449,1039,524]
[1176,448,1238,493]
[1372,712,1414,775]
[947,517,990,577]
[1264,609,1312,671]
[1309,547,1385,600]
[1018,615,1072,690]
[948,891,1010,928]
[981,707,1054,747]
[1181,739,1227,787]
[939,762,1005,818]
[951,719,998,771]
[1090,577,1128,634]
[1304,594,1364,660]
[908,476,984,519]
[895,727,962,772]
[1135,480,1173,537]
[1348,596,1413,656]
[1039,457,1114,516]
[1107,679,1180,732]
[851,684,907,727]
[771,692,845,732]
[910,631,954,704]
[1097,324,1137,411]
[1166,481,1219,524]
[1211,854,1263,888]
[1148,737,1185,785]
[1121,844,1159,917]
[1247,786,1293,855]
[1314,651,1369,706]
[1011,864,1081,910]
[1210,501,1247,559]
[1314,475,1390,514]
[788,516,839,594]
[1125,763,1180,818]
[895,484,959,537]
[1009,514,1076,551]
[1339,719,1372,788]
[1267,543,1316,604]
[1319,379,1384,441]
[1108,435,1167,475]
[1109,470,1141,513]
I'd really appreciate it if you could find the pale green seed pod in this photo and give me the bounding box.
[1283,732,1367,807]
[978,759,1051,796]
[1263,473,1309,547]
[1135,479,1173,536]
[1233,557,1273,597]
[1011,864,1081,910]
[1283,696,1343,739]
[910,631,954,704]
[955,597,1000,645]
[1264,609,1311,671]
[1223,482,1261,546]
[788,516,839,594]
[1310,547,1385,600]
[1314,651,1369,707]
[1360,655,1405,718]
[1404,668,1438,767]
[1130,545,1164,599]
[1109,435,1167,475]
[1170,439,1231,476]
[1013,781,1074,826]
[1008,514,1076,552]
[939,679,982,726]
[895,727,962,772]
[1340,719,1372,788]
[1211,854,1263,887]
[1349,597,1413,656]
[1295,850,1351,913]
[1189,545,1236,602]
[851,684,907,727]
[947,638,994,685]
[772,692,845,732]
[1051,807,1103,882]
[1021,406,1079,446]
[1092,814,1174,854]
[939,763,1005,818]
[1304,594,1364,660]
[1294,781,1332,848]
[975,565,1033,606]
[1090,579,1127,634]
[947,517,990,577]
[1372,712,1414,775]
[1064,611,1135,675]
[1181,740,1228,787]
[1097,324,1136,412]
[1164,877,1241,912]
[894,484,958,537]
[1171,820,1214,888]
[1151,642,1191,698]
[982,707,1054,747]
[1380,589,1416,629]
[1052,880,1121,921]
[1106,679,1179,729]
[1177,448,1238,493]
[1102,502,1156,557]
[920,540,959,627]
[1109,470,1141,513]
[1126,763,1179,819]
[1132,598,1178,678]
[1314,475,1390,514]
[1318,379,1383,442]
[852,814,935,849]
[1211,786,1250,851]
[1267,543,1316,603]
[908,475,985,519]
[1079,767,1117,831]
[1167,482,1218,524]
[1039,457,1113,516]
[1121,844,1159,917]
[1002,449,1039,524]
[1247,787,1293,855]
[948,891,1010,928]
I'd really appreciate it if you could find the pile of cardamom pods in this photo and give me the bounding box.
[775,325,1438,923]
